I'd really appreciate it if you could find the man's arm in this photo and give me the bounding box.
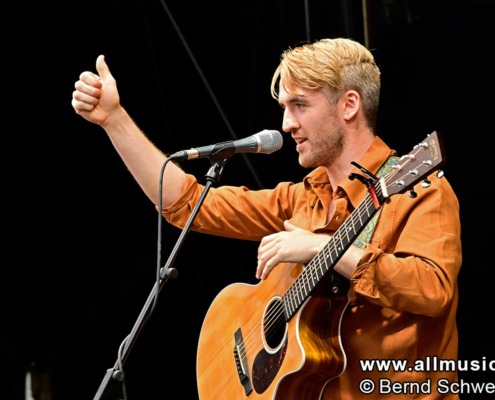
[71,55,185,209]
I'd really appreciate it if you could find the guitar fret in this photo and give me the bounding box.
[295,285,303,306]
[310,261,318,286]
[288,289,296,315]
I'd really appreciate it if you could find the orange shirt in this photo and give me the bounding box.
[163,136,462,399]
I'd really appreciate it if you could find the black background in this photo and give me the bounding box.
[1,0,495,399]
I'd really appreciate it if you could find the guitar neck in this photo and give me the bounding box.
[282,185,383,320]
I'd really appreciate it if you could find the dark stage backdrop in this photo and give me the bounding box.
[1,0,494,399]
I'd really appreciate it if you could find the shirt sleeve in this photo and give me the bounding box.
[161,173,302,241]
[349,173,462,317]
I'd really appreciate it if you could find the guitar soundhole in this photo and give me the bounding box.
[263,297,287,351]
[252,297,288,394]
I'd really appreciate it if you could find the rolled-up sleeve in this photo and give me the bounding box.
[350,172,462,317]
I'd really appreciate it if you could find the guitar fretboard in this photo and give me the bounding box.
[282,183,384,320]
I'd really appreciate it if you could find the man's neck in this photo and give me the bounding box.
[325,131,375,190]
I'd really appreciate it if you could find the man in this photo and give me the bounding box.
[72,38,462,399]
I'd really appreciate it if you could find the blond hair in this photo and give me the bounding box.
[271,38,381,130]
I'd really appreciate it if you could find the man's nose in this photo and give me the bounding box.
[282,111,298,133]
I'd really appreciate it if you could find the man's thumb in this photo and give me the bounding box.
[95,54,112,80]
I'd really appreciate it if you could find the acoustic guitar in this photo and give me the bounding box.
[196,131,446,399]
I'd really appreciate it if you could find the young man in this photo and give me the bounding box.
[72,38,462,399]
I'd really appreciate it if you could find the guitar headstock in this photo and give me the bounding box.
[384,131,446,198]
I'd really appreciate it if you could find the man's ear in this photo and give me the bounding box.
[342,90,360,121]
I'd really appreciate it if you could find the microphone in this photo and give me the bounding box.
[168,129,283,161]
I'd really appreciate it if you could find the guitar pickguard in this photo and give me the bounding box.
[252,334,288,393]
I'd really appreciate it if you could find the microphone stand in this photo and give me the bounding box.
[93,157,229,400]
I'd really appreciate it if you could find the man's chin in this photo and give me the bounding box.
[298,157,314,169]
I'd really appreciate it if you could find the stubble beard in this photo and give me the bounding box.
[299,126,345,169]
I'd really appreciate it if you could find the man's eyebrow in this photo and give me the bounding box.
[288,95,306,103]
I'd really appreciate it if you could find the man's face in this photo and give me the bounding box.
[278,84,344,169]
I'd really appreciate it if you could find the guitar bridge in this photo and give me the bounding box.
[234,328,253,396]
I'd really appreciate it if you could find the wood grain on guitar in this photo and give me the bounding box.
[196,131,446,399]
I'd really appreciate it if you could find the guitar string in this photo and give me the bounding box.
[282,148,429,318]
[237,143,431,368]
[237,150,424,363]
[236,191,379,365]
[237,151,423,364]
[236,186,382,364]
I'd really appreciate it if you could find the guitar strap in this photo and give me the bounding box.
[352,155,400,249]
[329,155,400,295]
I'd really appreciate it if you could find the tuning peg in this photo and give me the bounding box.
[408,190,417,198]
[436,170,445,178]
[421,179,431,188]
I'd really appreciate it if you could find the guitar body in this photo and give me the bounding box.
[196,262,348,400]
